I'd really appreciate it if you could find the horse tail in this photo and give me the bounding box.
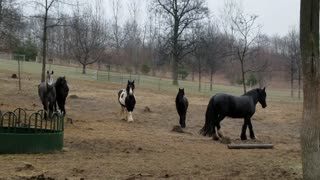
[200,96,216,137]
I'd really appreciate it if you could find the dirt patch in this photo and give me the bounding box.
[0,71,303,179]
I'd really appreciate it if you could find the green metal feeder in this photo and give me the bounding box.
[0,108,64,154]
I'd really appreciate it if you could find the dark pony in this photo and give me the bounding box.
[118,80,136,122]
[175,88,188,128]
[200,87,267,140]
[55,76,69,116]
[38,70,56,120]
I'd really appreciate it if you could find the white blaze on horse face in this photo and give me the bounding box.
[48,77,54,85]
[47,72,54,86]
[128,111,133,122]
[129,87,133,95]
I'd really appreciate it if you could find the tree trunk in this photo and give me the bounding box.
[291,66,294,98]
[172,6,179,86]
[172,54,179,85]
[210,68,213,91]
[300,0,320,179]
[240,60,246,93]
[41,3,48,82]
[82,64,86,74]
[298,65,301,99]
[192,68,195,81]
[198,69,201,92]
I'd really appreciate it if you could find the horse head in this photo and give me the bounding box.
[57,76,67,87]
[257,87,267,108]
[178,88,185,98]
[46,70,54,86]
[126,80,135,96]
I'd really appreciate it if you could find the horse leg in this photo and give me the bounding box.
[128,111,133,122]
[248,119,256,139]
[119,106,124,120]
[211,113,220,141]
[57,101,62,114]
[42,101,48,120]
[62,102,66,115]
[179,112,186,128]
[212,121,219,141]
[49,102,54,119]
[216,114,226,138]
[241,117,249,140]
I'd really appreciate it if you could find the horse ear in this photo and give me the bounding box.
[51,70,54,74]
[132,80,135,84]
[128,80,130,84]
[263,87,266,92]
[47,70,49,74]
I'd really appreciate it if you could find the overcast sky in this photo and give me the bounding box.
[207,0,300,36]
[23,0,299,37]
[101,0,300,37]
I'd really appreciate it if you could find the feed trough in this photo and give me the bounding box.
[0,108,64,154]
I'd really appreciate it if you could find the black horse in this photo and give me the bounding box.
[38,70,56,120]
[175,88,188,128]
[118,80,136,122]
[200,87,267,140]
[55,76,69,116]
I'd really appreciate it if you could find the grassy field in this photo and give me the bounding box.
[0,58,301,102]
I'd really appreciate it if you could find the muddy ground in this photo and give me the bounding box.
[0,71,302,180]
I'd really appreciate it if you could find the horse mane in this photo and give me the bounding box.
[55,77,63,86]
[243,88,259,97]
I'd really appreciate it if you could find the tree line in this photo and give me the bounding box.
[0,0,301,96]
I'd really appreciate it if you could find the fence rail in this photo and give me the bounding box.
[0,58,302,102]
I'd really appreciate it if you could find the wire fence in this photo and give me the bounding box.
[0,58,301,102]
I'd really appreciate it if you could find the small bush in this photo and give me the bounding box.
[236,73,258,87]
[141,64,150,75]
[178,68,189,80]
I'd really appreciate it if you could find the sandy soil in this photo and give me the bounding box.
[0,71,302,180]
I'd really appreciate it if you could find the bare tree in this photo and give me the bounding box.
[111,0,122,53]
[152,0,208,85]
[300,0,320,179]
[202,21,230,91]
[191,22,207,91]
[29,0,76,82]
[124,0,141,74]
[37,0,56,82]
[0,0,23,51]
[279,28,300,98]
[70,1,108,74]
[231,13,262,93]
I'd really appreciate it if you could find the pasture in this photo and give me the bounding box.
[0,62,302,179]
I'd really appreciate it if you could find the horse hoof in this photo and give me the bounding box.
[250,136,256,140]
[213,134,220,141]
[241,135,247,140]
[217,130,224,138]
[127,120,134,123]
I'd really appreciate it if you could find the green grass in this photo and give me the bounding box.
[0,58,302,103]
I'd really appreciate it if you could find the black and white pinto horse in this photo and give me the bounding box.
[118,80,136,122]
[176,88,188,128]
[38,70,56,120]
[55,76,69,116]
[200,88,267,140]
